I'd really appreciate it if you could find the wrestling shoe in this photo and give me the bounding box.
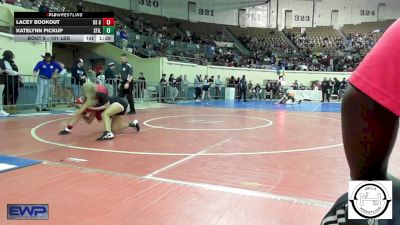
[129,120,140,132]
[58,129,70,135]
[96,131,114,141]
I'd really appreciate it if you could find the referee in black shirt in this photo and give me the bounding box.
[321,77,331,102]
[118,53,136,114]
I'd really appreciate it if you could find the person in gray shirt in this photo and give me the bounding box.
[214,75,223,99]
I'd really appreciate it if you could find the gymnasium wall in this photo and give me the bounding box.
[85,0,400,28]
[81,43,162,82]
[0,2,34,26]
[314,0,400,26]
[0,33,48,76]
[0,4,49,76]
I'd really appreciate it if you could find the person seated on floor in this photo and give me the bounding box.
[253,83,262,100]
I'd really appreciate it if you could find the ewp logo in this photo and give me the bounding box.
[7,204,49,220]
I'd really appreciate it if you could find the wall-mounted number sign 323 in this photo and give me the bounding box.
[138,0,159,8]
[199,8,214,16]
[294,15,310,21]
[360,10,375,16]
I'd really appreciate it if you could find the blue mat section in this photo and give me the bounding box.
[0,155,41,173]
[178,100,341,113]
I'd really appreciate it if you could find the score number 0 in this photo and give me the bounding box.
[103,18,115,26]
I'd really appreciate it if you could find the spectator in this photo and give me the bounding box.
[55,62,72,104]
[208,75,214,96]
[129,13,135,28]
[76,1,84,12]
[247,80,253,99]
[104,62,116,96]
[168,74,178,101]
[339,78,347,99]
[137,72,146,99]
[0,57,9,116]
[228,76,236,87]
[96,70,105,85]
[120,29,129,51]
[265,82,273,100]
[328,77,334,96]
[278,75,286,88]
[2,50,20,114]
[118,53,136,114]
[292,80,299,90]
[71,58,86,99]
[38,1,49,12]
[208,75,214,85]
[253,83,262,100]
[201,75,211,101]
[159,74,167,102]
[194,74,202,101]
[271,82,280,99]
[33,53,62,111]
[181,75,189,99]
[176,75,182,98]
[215,75,222,99]
[87,68,96,83]
[332,77,340,95]
[235,77,240,99]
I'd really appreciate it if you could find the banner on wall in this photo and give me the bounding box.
[215,41,234,48]
[245,5,269,28]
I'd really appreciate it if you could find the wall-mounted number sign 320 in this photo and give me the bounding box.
[138,0,159,8]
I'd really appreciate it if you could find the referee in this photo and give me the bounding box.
[118,53,136,114]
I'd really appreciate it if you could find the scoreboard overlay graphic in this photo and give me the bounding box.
[14,12,115,43]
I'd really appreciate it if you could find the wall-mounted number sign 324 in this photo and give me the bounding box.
[360,10,375,16]
[138,0,159,8]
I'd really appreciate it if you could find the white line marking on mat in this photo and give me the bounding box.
[185,119,224,124]
[144,176,333,208]
[31,116,342,156]
[64,158,88,162]
[143,115,273,131]
[15,113,52,117]
[43,159,331,208]
[144,138,233,177]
